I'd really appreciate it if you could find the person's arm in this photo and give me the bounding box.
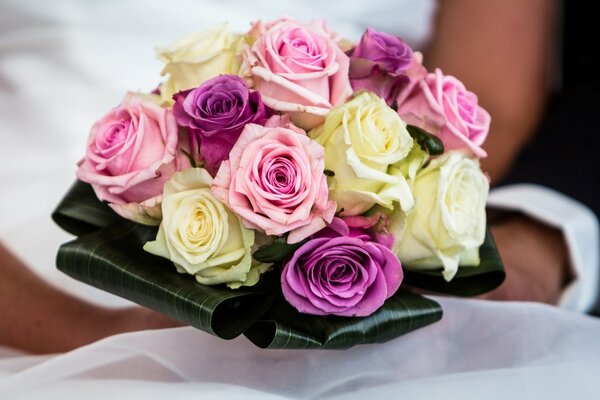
[0,242,180,354]
[425,0,557,184]
[485,214,567,305]
[485,185,599,311]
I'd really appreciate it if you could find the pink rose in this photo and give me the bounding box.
[211,117,336,243]
[244,18,352,129]
[76,93,190,224]
[396,68,491,158]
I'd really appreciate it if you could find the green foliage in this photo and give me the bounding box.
[53,180,503,349]
[407,124,444,155]
[253,236,307,264]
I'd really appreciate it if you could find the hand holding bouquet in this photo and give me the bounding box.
[54,17,503,348]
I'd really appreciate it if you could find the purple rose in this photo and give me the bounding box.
[349,27,417,105]
[353,27,413,73]
[281,217,403,317]
[173,74,268,175]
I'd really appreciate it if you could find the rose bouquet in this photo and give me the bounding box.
[53,18,504,349]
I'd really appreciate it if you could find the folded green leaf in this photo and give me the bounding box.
[53,181,502,349]
[52,180,121,236]
[56,218,442,347]
[244,290,442,349]
[57,221,279,339]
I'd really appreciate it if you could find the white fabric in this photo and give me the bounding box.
[2,0,600,398]
[1,298,600,399]
[488,185,600,312]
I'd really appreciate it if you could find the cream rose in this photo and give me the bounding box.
[156,23,245,104]
[394,151,489,281]
[143,168,269,288]
[309,92,415,216]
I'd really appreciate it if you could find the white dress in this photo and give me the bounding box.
[1,0,599,398]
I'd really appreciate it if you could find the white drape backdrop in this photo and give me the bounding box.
[1,1,599,398]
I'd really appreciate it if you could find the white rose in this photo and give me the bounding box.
[156,23,246,104]
[309,92,415,215]
[394,151,489,281]
[143,168,269,288]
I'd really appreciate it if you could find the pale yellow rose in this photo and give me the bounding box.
[309,92,415,216]
[394,151,489,281]
[156,23,246,104]
[143,168,269,288]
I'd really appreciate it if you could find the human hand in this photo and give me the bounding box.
[480,215,569,304]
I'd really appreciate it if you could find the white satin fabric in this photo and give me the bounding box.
[1,1,600,399]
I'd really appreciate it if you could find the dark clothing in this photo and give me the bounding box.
[498,3,600,315]
[499,3,599,219]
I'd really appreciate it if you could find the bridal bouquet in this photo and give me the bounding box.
[53,18,504,349]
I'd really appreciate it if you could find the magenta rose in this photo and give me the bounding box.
[281,217,403,317]
[396,68,491,157]
[349,27,416,105]
[76,93,190,224]
[211,117,336,243]
[244,18,352,129]
[172,75,269,175]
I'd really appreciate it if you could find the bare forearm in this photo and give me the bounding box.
[0,243,115,352]
[484,215,568,304]
[0,243,180,354]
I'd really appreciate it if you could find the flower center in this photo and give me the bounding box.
[96,118,130,157]
[261,156,297,195]
[172,190,225,260]
[276,27,327,71]
[202,92,239,117]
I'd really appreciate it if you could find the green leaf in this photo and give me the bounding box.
[407,125,444,155]
[55,216,442,347]
[244,290,442,349]
[253,236,307,264]
[53,181,502,349]
[57,221,278,339]
[180,147,197,168]
[402,230,505,296]
[52,180,121,236]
